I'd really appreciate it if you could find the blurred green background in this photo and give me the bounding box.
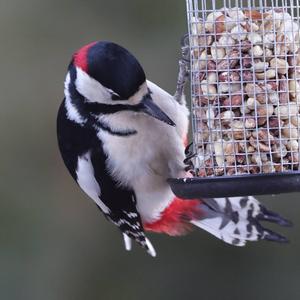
[1,0,300,299]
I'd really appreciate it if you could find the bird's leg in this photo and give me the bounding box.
[175,34,196,175]
[174,34,190,104]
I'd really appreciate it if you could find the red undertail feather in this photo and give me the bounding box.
[144,198,202,236]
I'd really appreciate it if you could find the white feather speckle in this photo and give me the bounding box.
[145,237,156,257]
[123,234,132,251]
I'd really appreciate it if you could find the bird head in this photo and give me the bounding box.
[65,41,174,126]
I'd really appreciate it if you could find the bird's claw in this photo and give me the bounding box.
[184,142,196,174]
[185,142,193,156]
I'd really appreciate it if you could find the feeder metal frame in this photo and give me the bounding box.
[168,0,300,198]
[186,0,300,177]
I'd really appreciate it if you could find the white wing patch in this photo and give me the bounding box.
[75,67,112,104]
[76,151,110,214]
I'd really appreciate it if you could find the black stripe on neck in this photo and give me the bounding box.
[93,119,137,137]
[84,101,143,115]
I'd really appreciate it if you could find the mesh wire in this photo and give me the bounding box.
[187,0,300,177]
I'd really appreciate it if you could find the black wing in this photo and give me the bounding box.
[89,146,152,252]
[57,99,153,253]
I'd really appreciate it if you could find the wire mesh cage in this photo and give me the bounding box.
[169,0,300,198]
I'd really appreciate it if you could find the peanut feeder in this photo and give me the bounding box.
[169,0,300,198]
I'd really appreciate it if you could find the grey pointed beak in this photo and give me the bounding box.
[139,94,176,126]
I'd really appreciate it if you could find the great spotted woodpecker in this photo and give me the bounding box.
[57,40,291,257]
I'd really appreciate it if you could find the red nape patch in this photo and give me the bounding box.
[73,41,98,72]
[144,198,202,236]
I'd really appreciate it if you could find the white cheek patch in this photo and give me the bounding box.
[75,67,146,105]
[76,151,110,214]
[75,67,111,103]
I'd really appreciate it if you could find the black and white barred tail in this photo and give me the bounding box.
[191,196,292,246]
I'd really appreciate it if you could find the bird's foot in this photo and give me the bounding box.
[184,142,196,175]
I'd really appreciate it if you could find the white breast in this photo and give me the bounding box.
[97,81,189,222]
